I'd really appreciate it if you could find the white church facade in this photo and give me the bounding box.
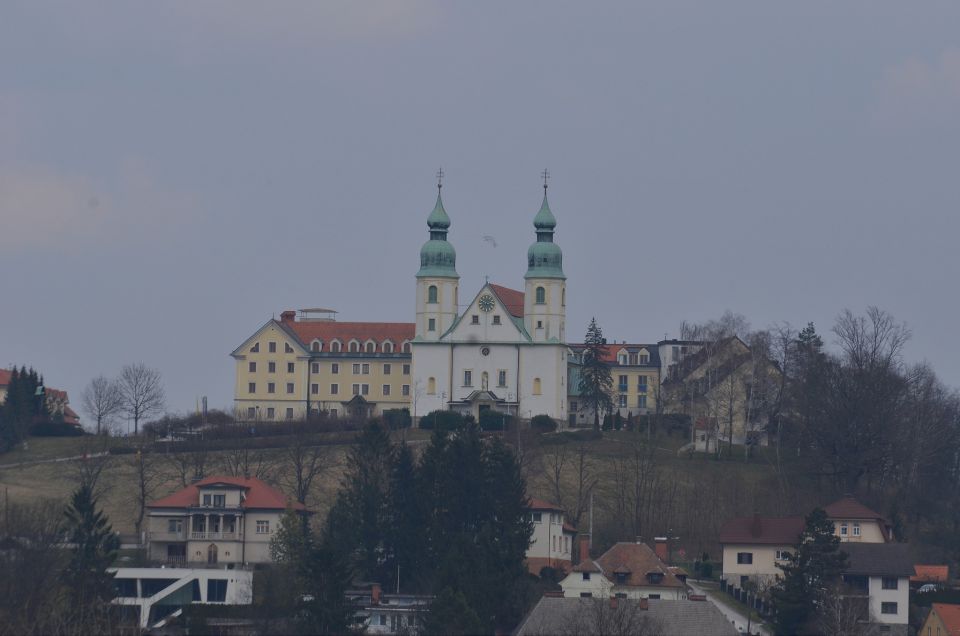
[412,182,570,422]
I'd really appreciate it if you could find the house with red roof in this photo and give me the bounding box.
[559,539,687,600]
[145,476,307,565]
[922,603,960,636]
[0,368,81,428]
[823,495,893,543]
[719,513,806,588]
[525,498,577,575]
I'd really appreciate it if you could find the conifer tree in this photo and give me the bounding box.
[63,481,119,627]
[385,442,421,592]
[579,318,613,431]
[771,507,848,635]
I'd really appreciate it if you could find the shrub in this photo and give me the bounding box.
[420,409,468,431]
[601,413,613,431]
[382,408,412,430]
[530,414,558,433]
[479,409,511,431]
[538,566,563,584]
[29,420,84,437]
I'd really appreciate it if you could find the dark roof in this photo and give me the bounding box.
[574,542,684,588]
[824,496,885,520]
[719,515,804,545]
[841,543,914,577]
[514,597,738,636]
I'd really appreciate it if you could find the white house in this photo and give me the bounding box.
[525,498,577,575]
[839,543,912,635]
[560,539,687,600]
[145,476,307,566]
[347,583,432,635]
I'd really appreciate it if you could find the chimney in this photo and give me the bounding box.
[579,535,591,564]
[609,596,618,610]
[280,310,296,324]
[654,537,669,564]
[750,513,762,538]
[639,598,649,611]
[689,594,707,602]
[371,583,381,606]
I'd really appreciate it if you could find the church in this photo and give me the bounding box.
[230,179,575,425]
[412,181,569,422]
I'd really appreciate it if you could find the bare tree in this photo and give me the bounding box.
[118,363,165,435]
[561,598,661,636]
[219,446,274,480]
[80,376,123,435]
[571,443,599,529]
[127,448,162,539]
[281,427,334,504]
[166,446,209,488]
[542,441,570,511]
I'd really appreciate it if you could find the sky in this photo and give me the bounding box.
[2,2,959,427]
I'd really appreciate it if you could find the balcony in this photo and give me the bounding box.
[150,530,186,542]
[190,531,239,541]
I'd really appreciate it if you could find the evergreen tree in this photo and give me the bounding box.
[579,318,613,431]
[423,587,484,636]
[324,420,394,581]
[771,507,848,635]
[385,443,422,592]
[63,481,119,627]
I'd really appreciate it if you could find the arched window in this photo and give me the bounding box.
[428,285,438,304]
[427,377,436,395]
[349,340,359,352]
[536,286,546,304]
[562,288,566,307]
[365,341,375,353]
[311,340,322,353]
[402,341,411,353]
[331,340,342,353]
[533,378,542,395]
[383,341,394,353]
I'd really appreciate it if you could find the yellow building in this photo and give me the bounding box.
[231,309,414,421]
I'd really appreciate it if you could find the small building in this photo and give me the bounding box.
[347,583,431,635]
[911,564,949,589]
[839,542,913,635]
[920,603,960,636]
[719,513,805,588]
[145,476,307,566]
[111,566,253,630]
[525,498,577,575]
[559,538,687,600]
[514,596,737,636]
[823,495,893,543]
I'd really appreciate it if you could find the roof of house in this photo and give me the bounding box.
[0,369,10,386]
[281,319,415,349]
[719,515,804,545]
[514,597,738,636]
[824,496,885,521]
[912,565,950,583]
[528,497,564,512]
[931,603,960,635]
[572,542,684,588]
[488,284,524,318]
[841,542,914,577]
[148,476,306,511]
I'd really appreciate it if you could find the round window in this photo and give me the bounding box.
[481,346,490,356]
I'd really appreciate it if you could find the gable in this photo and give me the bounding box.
[231,320,307,358]
[443,285,531,342]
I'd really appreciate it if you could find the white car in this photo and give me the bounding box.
[917,584,938,593]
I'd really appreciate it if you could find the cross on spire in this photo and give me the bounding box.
[436,167,444,192]
[541,168,550,192]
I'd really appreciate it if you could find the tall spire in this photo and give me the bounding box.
[525,170,564,280]
[418,169,457,278]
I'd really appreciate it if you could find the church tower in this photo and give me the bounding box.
[415,181,459,341]
[523,179,566,342]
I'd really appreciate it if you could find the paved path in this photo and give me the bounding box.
[0,451,108,469]
[688,581,770,636]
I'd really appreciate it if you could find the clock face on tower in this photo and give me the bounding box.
[478,294,495,312]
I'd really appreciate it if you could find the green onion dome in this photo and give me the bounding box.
[525,192,565,280]
[417,192,458,278]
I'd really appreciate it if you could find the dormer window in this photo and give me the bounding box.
[311,340,322,352]
[646,572,664,584]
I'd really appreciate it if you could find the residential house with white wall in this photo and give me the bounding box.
[839,543,912,635]
[525,498,577,575]
[824,495,893,543]
[145,476,306,565]
[719,513,805,588]
[560,539,686,600]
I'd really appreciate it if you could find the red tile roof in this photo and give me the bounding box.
[0,369,10,386]
[63,406,81,426]
[528,497,564,512]
[912,565,949,583]
[719,515,804,545]
[932,603,960,635]
[591,542,685,588]
[489,284,524,318]
[148,476,306,511]
[824,496,884,520]
[281,319,414,351]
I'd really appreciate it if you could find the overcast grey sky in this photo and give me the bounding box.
[2,2,959,424]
